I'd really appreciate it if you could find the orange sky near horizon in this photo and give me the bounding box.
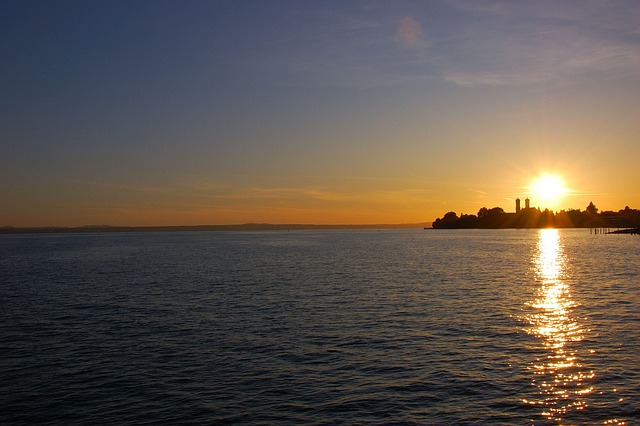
[3,167,635,227]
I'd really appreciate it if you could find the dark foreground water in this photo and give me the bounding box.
[1,229,639,425]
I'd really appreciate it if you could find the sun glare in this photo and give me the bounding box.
[529,174,568,208]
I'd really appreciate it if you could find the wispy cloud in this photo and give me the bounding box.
[266,1,640,89]
[444,71,555,87]
[443,29,640,87]
[215,185,431,204]
[440,0,640,86]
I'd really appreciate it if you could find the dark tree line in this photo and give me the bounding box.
[432,203,640,229]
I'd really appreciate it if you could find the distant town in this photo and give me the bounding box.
[433,199,640,230]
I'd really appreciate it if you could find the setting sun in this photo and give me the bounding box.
[529,174,569,208]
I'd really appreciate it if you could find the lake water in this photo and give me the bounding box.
[1,229,639,424]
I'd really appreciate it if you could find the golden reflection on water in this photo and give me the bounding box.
[523,229,595,423]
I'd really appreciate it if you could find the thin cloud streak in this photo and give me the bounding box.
[209,186,434,204]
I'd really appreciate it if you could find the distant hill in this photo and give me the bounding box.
[0,223,432,235]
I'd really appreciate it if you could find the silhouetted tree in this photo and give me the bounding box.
[432,211,460,228]
[457,214,478,228]
[619,206,640,227]
[536,208,555,228]
[565,208,585,227]
[480,207,506,228]
[586,202,598,215]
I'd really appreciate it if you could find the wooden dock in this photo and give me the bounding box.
[605,228,640,235]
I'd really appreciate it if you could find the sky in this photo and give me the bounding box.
[1,0,639,226]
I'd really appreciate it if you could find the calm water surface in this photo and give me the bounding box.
[1,229,639,424]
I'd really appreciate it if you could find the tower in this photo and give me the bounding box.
[515,198,521,213]
[525,198,530,209]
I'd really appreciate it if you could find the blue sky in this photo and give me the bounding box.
[2,1,639,226]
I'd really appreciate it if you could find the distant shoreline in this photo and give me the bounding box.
[0,223,432,235]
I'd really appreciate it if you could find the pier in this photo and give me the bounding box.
[605,227,640,235]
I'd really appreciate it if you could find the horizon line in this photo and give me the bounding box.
[0,222,433,234]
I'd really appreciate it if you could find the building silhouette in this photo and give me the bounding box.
[515,198,521,213]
